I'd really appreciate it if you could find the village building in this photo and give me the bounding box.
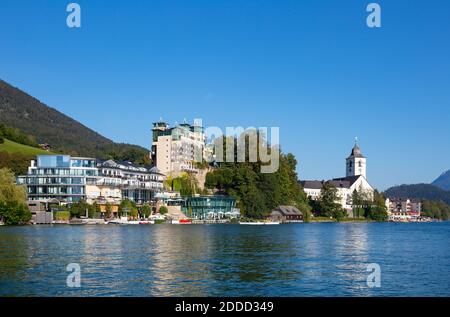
[301,142,375,216]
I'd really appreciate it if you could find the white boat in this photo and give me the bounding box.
[127,221,141,225]
[108,217,132,225]
[239,221,280,225]
[108,217,154,225]
[139,220,155,225]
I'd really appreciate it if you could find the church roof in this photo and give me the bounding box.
[348,144,365,158]
[301,175,365,190]
[332,176,362,187]
[300,180,324,189]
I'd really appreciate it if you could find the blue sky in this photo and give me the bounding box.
[1,0,449,190]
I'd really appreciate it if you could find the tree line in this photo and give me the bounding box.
[0,168,31,225]
[0,123,39,148]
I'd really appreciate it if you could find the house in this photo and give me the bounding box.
[269,206,303,223]
[385,198,422,221]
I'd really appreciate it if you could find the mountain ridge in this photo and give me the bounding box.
[384,183,450,205]
[432,170,450,191]
[0,79,149,163]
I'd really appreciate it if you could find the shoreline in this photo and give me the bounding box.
[1,219,442,227]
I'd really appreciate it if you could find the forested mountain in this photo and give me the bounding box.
[432,170,450,191]
[0,79,149,164]
[384,183,450,205]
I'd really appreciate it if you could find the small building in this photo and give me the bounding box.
[182,195,239,220]
[27,200,53,224]
[269,206,303,223]
[39,143,51,151]
[385,198,422,221]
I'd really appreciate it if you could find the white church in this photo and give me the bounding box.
[301,141,375,216]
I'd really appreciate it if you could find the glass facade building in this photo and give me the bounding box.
[17,155,99,203]
[17,155,166,205]
[182,196,239,219]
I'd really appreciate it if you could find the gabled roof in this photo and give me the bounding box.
[300,180,324,189]
[301,178,354,190]
[272,205,303,216]
[332,175,362,187]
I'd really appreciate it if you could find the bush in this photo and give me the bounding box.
[0,201,31,225]
[54,211,70,221]
[140,205,151,218]
[159,206,168,215]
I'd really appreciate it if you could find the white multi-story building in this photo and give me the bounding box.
[17,155,166,205]
[301,142,374,215]
[385,198,421,214]
[151,120,209,176]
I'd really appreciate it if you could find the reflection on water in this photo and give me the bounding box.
[0,222,449,296]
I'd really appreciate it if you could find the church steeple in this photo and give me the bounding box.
[346,138,367,178]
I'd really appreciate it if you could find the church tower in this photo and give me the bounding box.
[346,139,367,179]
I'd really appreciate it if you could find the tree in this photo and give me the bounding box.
[366,191,388,221]
[159,206,168,215]
[104,202,112,219]
[119,199,137,218]
[0,168,31,225]
[204,133,311,219]
[141,204,152,218]
[0,168,27,203]
[0,201,31,225]
[317,183,345,219]
[168,173,199,197]
[422,200,450,220]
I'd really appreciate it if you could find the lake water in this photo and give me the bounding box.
[0,222,449,297]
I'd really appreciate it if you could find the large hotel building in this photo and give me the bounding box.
[17,155,165,205]
[151,120,211,176]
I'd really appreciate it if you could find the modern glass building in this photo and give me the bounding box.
[17,155,99,203]
[17,155,166,204]
[182,195,239,219]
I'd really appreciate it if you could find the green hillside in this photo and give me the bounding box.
[0,139,51,155]
[0,79,150,165]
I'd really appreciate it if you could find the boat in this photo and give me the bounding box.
[139,220,155,225]
[171,219,192,224]
[127,221,141,225]
[239,221,280,225]
[108,217,132,225]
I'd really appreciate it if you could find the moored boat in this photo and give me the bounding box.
[171,219,192,224]
[108,217,132,225]
[239,221,280,225]
[139,220,155,225]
